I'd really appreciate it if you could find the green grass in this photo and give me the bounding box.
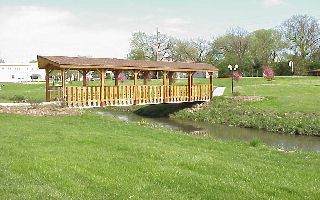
[191,76,320,113]
[1,77,319,112]
[0,83,46,103]
[0,112,319,199]
[173,97,320,136]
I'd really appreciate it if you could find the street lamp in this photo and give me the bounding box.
[228,64,239,94]
[289,61,294,76]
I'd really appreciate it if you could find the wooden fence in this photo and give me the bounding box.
[48,84,212,107]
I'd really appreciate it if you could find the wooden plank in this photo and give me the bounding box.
[58,64,219,73]
[87,87,92,107]
[100,69,106,107]
[61,69,66,100]
[133,71,138,105]
[163,71,167,103]
[45,69,50,101]
[67,87,71,106]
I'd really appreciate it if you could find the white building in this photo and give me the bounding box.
[0,63,45,82]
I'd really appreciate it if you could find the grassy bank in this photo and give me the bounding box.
[172,77,320,136]
[0,112,319,199]
[173,97,320,136]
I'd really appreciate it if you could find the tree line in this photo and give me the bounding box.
[128,14,320,77]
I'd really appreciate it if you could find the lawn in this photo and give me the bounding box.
[0,83,46,103]
[0,112,319,199]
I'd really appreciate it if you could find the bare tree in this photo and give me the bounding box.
[191,38,210,63]
[128,31,173,61]
[281,14,320,59]
[214,27,250,72]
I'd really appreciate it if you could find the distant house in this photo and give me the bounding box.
[0,63,45,82]
[308,69,320,76]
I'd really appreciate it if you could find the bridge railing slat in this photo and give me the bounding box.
[64,84,211,107]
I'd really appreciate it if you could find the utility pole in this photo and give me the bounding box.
[156,27,160,62]
[156,27,160,79]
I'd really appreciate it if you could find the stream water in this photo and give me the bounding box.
[98,110,320,152]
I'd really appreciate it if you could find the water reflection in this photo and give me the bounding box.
[97,110,320,152]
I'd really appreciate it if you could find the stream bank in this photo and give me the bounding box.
[99,108,320,152]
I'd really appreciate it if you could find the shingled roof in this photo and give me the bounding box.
[37,55,218,72]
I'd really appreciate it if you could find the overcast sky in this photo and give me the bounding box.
[0,0,319,63]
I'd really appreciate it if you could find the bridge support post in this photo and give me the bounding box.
[143,71,149,85]
[45,69,50,102]
[61,69,66,100]
[100,69,106,107]
[81,69,88,86]
[114,70,120,86]
[163,71,168,103]
[209,72,213,99]
[188,72,194,101]
[133,70,139,105]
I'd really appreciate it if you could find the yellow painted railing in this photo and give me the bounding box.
[192,84,211,101]
[55,84,212,107]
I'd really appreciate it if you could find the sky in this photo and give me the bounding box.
[0,0,319,63]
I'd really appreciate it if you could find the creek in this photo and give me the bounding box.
[98,109,320,152]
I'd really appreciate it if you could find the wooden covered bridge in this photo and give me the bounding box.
[37,56,219,107]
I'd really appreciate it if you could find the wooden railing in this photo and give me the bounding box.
[136,85,164,104]
[48,86,63,101]
[104,85,135,106]
[192,84,211,101]
[66,86,101,107]
[167,85,189,103]
[59,84,212,107]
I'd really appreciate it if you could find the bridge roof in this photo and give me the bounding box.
[37,55,218,72]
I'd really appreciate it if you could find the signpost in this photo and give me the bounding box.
[289,61,294,76]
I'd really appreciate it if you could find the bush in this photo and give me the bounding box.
[273,62,292,76]
[262,66,274,80]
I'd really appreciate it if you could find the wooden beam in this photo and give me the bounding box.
[163,71,168,103]
[114,70,120,86]
[209,72,213,99]
[133,70,138,105]
[59,64,219,73]
[168,72,174,85]
[81,69,88,86]
[143,71,149,85]
[100,69,106,106]
[188,72,194,101]
[45,69,50,101]
[61,69,66,100]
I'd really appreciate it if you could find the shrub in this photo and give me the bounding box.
[232,71,242,81]
[262,66,274,80]
[118,73,127,83]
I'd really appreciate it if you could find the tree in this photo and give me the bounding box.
[128,31,173,61]
[281,15,320,60]
[191,38,211,63]
[171,39,197,62]
[0,58,5,63]
[213,27,250,73]
[248,29,286,76]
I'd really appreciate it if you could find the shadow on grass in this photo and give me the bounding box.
[133,102,202,118]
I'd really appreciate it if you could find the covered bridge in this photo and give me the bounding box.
[37,56,219,107]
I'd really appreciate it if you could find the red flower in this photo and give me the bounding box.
[232,71,242,81]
